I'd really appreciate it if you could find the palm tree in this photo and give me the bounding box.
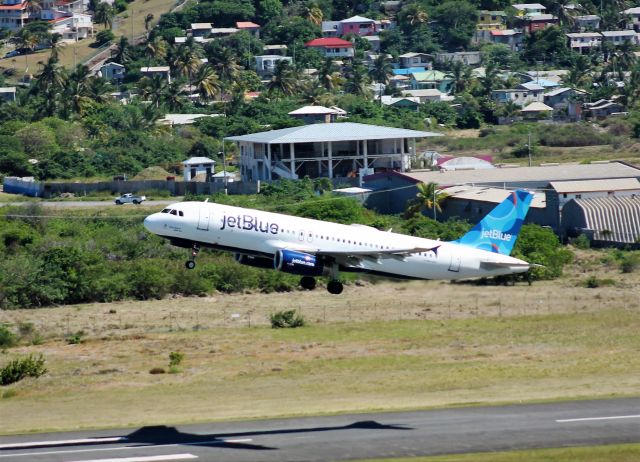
[404,182,449,219]
[266,60,298,97]
[344,59,371,97]
[300,79,331,105]
[171,44,200,88]
[212,46,241,88]
[193,64,221,101]
[34,56,66,94]
[111,36,131,64]
[478,60,502,97]
[145,36,167,66]
[48,32,66,60]
[139,75,167,108]
[401,4,428,28]
[86,76,112,103]
[318,58,343,91]
[369,54,392,86]
[164,81,185,111]
[445,61,473,95]
[94,2,116,30]
[305,4,323,25]
[13,28,39,53]
[26,0,42,16]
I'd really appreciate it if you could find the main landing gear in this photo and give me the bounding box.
[185,244,199,269]
[300,276,317,290]
[299,276,343,294]
[327,280,343,295]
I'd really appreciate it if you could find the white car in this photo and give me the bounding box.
[115,193,146,205]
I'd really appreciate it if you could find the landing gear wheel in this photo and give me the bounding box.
[327,280,343,295]
[300,276,317,290]
[185,260,196,270]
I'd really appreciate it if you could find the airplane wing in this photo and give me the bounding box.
[265,240,440,264]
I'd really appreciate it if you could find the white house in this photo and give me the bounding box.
[190,22,212,37]
[255,55,293,76]
[183,157,216,182]
[140,66,171,83]
[623,7,640,31]
[399,52,432,69]
[304,37,354,58]
[601,30,638,45]
[567,32,603,53]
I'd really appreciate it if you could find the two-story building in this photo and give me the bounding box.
[513,3,546,16]
[575,14,600,31]
[99,62,125,83]
[50,13,93,40]
[601,30,638,45]
[525,14,557,33]
[398,52,432,69]
[488,29,524,51]
[409,70,450,92]
[623,7,640,32]
[567,32,603,54]
[0,0,29,31]
[304,37,354,58]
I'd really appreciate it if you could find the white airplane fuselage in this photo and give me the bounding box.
[144,201,530,281]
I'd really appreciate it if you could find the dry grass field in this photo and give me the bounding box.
[1,248,640,435]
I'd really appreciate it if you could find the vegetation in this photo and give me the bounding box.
[270,309,306,328]
[0,354,47,386]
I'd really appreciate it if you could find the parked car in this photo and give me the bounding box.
[114,193,146,204]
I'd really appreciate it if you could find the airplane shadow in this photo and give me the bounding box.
[1,420,412,453]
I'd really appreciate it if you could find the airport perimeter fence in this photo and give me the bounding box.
[2,285,639,341]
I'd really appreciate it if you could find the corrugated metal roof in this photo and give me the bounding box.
[444,185,546,208]
[551,178,640,193]
[571,196,640,243]
[225,122,442,144]
[403,162,640,185]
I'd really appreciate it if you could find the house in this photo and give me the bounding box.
[567,32,602,53]
[390,74,410,90]
[544,87,588,119]
[491,88,537,107]
[255,55,293,76]
[434,51,481,66]
[380,96,421,111]
[99,62,125,83]
[304,37,354,58]
[525,69,568,85]
[288,106,341,124]
[340,15,377,36]
[409,70,450,92]
[623,7,640,32]
[512,3,546,16]
[477,10,506,30]
[550,178,640,208]
[584,99,626,119]
[0,0,29,31]
[140,66,171,83]
[401,88,449,103]
[50,13,93,40]
[601,30,638,45]
[263,44,287,55]
[226,122,441,181]
[0,87,16,102]
[518,82,544,100]
[321,20,341,36]
[182,157,216,182]
[236,21,260,37]
[520,101,553,119]
[575,14,600,31]
[362,35,380,51]
[210,27,239,37]
[190,22,212,37]
[488,29,524,51]
[398,52,432,69]
[525,14,557,33]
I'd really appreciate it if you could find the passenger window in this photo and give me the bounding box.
[179,211,184,217]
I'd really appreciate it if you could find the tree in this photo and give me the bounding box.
[431,1,477,50]
[445,61,473,95]
[145,36,167,66]
[478,60,502,96]
[193,64,221,101]
[405,182,450,219]
[34,57,66,97]
[266,60,298,97]
[304,4,323,25]
[49,32,65,60]
[211,46,241,89]
[139,75,168,108]
[94,2,116,30]
[318,58,343,91]
[369,53,392,86]
[12,28,39,53]
[343,59,370,97]
[144,13,154,33]
[111,36,131,64]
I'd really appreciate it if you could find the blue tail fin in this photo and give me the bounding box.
[452,190,533,255]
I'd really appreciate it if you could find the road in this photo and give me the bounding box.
[0,200,176,209]
[1,398,639,462]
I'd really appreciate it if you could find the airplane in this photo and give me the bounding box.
[143,190,534,295]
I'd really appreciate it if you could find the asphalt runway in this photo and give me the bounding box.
[1,398,640,462]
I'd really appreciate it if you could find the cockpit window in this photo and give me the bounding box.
[161,208,170,213]
[178,211,184,217]
[170,210,177,215]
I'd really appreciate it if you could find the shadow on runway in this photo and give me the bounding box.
[0,420,412,453]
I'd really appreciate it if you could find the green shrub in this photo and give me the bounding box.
[0,354,47,386]
[66,330,85,345]
[571,234,591,249]
[583,276,616,288]
[620,253,640,274]
[168,351,184,367]
[270,309,305,328]
[0,324,16,348]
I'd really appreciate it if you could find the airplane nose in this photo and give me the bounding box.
[144,213,160,234]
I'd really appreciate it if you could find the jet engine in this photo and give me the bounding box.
[234,253,274,269]
[274,249,325,276]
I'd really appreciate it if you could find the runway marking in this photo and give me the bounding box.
[0,437,128,449]
[0,439,253,459]
[556,414,640,423]
[69,454,197,462]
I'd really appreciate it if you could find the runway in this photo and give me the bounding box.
[1,398,639,462]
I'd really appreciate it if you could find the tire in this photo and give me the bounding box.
[327,280,343,295]
[133,200,139,204]
[115,200,121,205]
[300,276,317,291]
[185,260,196,270]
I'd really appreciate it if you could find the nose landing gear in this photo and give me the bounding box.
[185,244,199,269]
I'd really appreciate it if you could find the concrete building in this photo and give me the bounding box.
[398,52,432,69]
[140,66,171,83]
[255,55,293,76]
[550,178,640,208]
[513,3,546,16]
[601,30,638,45]
[0,0,29,31]
[236,21,260,37]
[434,51,481,66]
[567,32,603,54]
[288,106,340,124]
[99,62,125,83]
[477,10,506,30]
[190,23,212,37]
[183,157,216,182]
[575,14,600,31]
[304,37,354,58]
[487,29,524,51]
[226,122,442,181]
[525,14,557,33]
[401,88,450,103]
[623,7,640,32]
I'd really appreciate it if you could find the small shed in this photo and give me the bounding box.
[183,157,216,182]
[0,87,16,102]
[521,101,553,119]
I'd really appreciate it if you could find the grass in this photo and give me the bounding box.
[1,266,640,434]
[353,443,640,462]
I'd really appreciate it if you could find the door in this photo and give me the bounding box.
[298,230,305,241]
[197,205,210,231]
[448,253,461,272]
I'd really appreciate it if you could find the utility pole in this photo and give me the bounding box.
[131,9,134,41]
[527,132,532,167]
[433,187,436,221]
